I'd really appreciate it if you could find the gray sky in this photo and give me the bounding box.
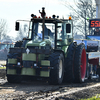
[0,0,75,38]
[0,0,96,38]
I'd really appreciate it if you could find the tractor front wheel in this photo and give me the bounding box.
[49,52,64,85]
[7,75,22,83]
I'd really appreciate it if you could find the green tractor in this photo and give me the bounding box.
[6,8,86,84]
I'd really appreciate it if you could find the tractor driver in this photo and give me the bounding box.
[94,27,100,36]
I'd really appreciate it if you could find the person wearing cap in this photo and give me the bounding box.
[94,27,100,35]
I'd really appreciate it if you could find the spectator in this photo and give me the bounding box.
[94,27,100,36]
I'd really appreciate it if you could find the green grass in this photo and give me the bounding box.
[0,67,6,69]
[81,94,100,100]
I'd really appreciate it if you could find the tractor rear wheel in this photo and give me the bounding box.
[74,43,86,83]
[49,52,64,85]
[7,75,22,83]
[63,42,76,83]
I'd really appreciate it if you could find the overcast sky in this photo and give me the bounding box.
[0,0,75,38]
[0,0,96,38]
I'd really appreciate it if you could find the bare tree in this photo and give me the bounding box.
[61,0,96,38]
[0,19,10,40]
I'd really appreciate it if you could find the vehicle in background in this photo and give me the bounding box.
[0,41,14,60]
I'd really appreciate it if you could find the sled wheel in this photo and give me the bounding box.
[74,43,86,83]
[7,75,22,83]
[63,42,76,83]
[49,52,64,85]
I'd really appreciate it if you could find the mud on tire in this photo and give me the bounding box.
[49,52,64,85]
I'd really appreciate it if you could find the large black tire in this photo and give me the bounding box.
[63,42,76,83]
[49,52,64,85]
[14,41,23,47]
[7,75,22,83]
[74,43,86,83]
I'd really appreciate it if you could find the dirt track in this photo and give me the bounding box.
[0,61,100,99]
[0,78,100,100]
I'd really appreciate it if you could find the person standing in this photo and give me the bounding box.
[94,28,100,36]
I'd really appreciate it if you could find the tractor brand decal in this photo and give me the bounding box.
[26,48,30,54]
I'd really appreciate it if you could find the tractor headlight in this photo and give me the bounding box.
[34,63,37,66]
[17,62,20,65]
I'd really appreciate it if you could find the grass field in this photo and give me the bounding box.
[81,94,100,100]
[0,67,6,69]
[0,60,6,69]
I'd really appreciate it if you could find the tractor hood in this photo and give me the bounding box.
[25,39,51,49]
